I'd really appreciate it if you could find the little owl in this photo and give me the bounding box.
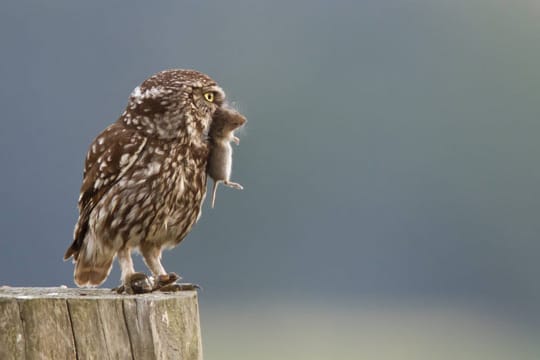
[64,69,242,293]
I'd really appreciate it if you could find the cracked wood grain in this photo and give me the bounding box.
[0,287,202,360]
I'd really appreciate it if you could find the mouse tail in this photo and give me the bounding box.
[211,181,219,208]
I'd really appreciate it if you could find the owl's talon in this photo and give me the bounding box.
[154,272,181,289]
[156,283,201,292]
[112,285,125,294]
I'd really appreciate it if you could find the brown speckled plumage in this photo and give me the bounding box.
[64,69,234,288]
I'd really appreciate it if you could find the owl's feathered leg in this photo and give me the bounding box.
[140,244,179,287]
[140,244,198,292]
[140,244,166,276]
[118,246,135,282]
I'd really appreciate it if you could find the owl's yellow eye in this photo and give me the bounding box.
[203,92,215,102]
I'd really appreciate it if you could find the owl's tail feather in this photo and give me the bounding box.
[74,255,114,287]
[74,260,113,287]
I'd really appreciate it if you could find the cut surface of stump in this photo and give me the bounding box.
[0,287,202,360]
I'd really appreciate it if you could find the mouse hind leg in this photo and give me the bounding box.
[223,180,243,190]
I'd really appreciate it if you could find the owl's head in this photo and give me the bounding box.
[121,69,226,142]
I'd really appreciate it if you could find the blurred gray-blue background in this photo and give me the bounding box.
[1,0,540,358]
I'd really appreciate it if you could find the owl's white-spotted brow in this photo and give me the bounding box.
[131,86,166,100]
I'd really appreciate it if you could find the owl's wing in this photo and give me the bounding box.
[64,122,147,260]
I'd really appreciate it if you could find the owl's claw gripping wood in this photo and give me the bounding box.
[156,283,201,292]
[152,272,199,292]
[154,272,181,289]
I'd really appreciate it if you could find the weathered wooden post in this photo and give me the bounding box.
[0,287,203,360]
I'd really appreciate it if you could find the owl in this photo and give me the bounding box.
[64,69,242,293]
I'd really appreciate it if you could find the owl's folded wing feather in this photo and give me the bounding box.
[64,123,147,261]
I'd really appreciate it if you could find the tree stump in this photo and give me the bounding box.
[0,287,203,360]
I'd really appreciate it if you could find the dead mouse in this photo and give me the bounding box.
[207,107,246,208]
